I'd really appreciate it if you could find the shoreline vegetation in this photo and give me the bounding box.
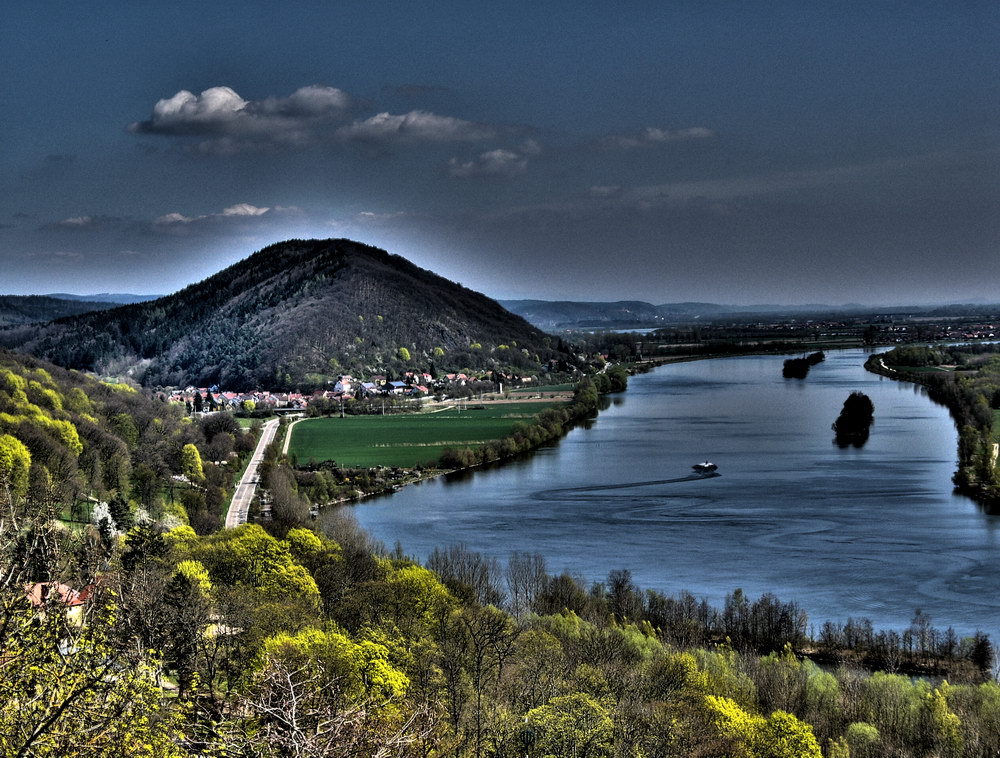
[783,351,826,379]
[865,345,1000,510]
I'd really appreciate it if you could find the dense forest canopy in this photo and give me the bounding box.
[0,294,120,327]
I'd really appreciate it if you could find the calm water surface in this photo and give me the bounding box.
[324,350,1000,635]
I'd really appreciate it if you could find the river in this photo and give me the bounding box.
[323,349,1000,635]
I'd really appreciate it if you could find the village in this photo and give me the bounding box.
[166,369,544,415]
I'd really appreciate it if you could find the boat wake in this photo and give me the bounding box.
[536,472,720,500]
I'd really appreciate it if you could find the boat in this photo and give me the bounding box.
[692,461,717,473]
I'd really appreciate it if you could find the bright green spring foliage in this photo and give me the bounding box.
[180,443,204,481]
[525,693,615,758]
[174,559,213,595]
[0,596,182,757]
[263,627,409,704]
[0,365,83,457]
[0,433,31,495]
[185,523,320,604]
[705,695,822,758]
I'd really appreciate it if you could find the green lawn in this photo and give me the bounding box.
[288,402,566,467]
[236,416,274,428]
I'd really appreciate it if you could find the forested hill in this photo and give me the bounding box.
[2,239,570,390]
[0,348,191,515]
[0,295,120,327]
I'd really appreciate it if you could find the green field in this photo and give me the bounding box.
[288,402,565,467]
[511,382,575,394]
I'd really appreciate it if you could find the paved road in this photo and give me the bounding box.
[224,417,281,528]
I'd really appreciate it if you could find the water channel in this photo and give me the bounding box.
[323,349,1000,636]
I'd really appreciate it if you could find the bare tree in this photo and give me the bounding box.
[505,551,546,618]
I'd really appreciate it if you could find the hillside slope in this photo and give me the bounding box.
[5,239,568,390]
[0,295,120,327]
[0,348,189,512]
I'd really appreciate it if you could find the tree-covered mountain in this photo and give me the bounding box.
[0,295,120,327]
[4,239,571,390]
[46,292,163,305]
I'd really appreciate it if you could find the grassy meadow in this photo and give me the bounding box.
[510,382,575,393]
[288,401,567,467]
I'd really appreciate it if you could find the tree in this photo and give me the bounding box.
[704,695,822,758]
[0,433,31,499]
[832,391,875,447]
[526,693,615,758]
[193,392,203,414]
[243,399,257,413]
[181,443,204,482]
[0,594,183,756]
[397,347,411,362]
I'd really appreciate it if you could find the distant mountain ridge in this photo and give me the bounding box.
[46,292,163,305]
[0,295,121,327]
[4,239,569,390]
[499,299,924,329]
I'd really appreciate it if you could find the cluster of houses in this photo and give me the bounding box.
[168,371,536,412]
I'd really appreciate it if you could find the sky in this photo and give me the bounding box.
[2,1,999,306]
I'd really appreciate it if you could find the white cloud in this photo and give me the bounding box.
[220,203,269,217]
[152,203,281,231]
[447,148,528,178]
[336,111,497,144]
[130,86,502,154]
[139,86,248,133]
[153,212,194,225]
[129,85,354,152]
[58,215,93,227]
[603,126,715,149]
[44,215,125,231]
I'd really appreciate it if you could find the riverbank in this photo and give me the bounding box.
[286,374,625,516]
[865,349,1000,509]
[303,346,864,513]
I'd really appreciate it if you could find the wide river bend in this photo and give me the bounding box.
[324,349,1000,636]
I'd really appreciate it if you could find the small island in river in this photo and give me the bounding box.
[832,391,875,447]
[783,351,826,379]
